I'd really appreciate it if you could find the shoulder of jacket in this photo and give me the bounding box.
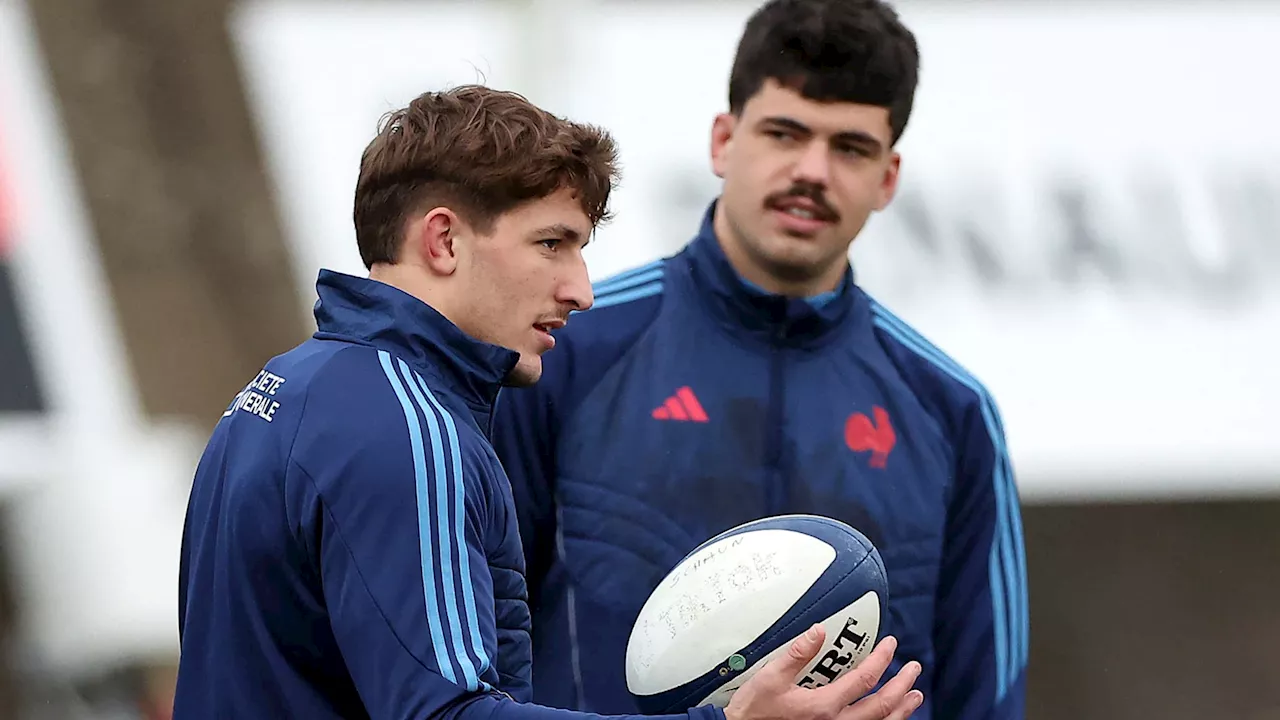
[555,258,670,370]
[289,344,465,449]
[863,292,999,426]
[295,344,501,478]
[588,257,668,310]
[498,258,669,421]
[564,257,669,339]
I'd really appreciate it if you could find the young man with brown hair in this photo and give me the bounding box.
[174,84,921,720]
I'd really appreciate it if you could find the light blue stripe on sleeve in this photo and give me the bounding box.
[992,407,1030,668]
[869,305,1028,702]
[413,371,494,690]
[397,359,480,692]
[591,260,663,296]
[989,402,1030,668]
[376,351,455,685]
[1008,450,1030,668]
[590,280,664,311]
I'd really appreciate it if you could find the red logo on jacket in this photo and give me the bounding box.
[845,406,895,469]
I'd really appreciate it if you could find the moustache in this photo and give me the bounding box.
[534,312,572,329]
[765,183,840,223]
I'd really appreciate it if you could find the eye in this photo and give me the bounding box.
[539,238,562,250]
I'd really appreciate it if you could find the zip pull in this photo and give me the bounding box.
[488,686,518,703]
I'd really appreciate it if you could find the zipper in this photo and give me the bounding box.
[764,321,787,514]
[487,387,502,440]
[554,503,585,710]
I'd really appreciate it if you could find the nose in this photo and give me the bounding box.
[791,139,832,186]
[558,252,594,313]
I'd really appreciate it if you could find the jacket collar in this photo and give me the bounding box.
[677,200,860,348]
[311,269,519,410]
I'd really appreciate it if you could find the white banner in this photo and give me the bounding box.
[231,0,1280,501]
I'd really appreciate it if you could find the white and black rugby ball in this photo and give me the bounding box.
[625,514,887,714]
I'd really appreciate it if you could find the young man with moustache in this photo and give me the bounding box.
[493,2,1029,719]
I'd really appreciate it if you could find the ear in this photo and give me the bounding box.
[874,152,902,211]
[709,113,737,179]
[409,207,462,276]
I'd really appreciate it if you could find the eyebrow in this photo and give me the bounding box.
[759,116,885,157]
[534,223,587,246]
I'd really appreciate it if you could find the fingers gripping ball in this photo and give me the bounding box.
[625,514,888,713]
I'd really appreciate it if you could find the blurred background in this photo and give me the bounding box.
[0,0,1278,718]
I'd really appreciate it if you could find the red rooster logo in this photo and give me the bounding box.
[844,406,896,469]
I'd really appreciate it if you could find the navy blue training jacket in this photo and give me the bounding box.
[174,269,725,720]
[492,202,1030,720]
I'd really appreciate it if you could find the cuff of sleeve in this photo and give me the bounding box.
[687,704,728,720]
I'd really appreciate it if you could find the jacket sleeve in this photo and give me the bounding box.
[931,394,1029,720]
[289,350,721,720]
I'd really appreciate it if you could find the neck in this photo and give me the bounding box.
[369,262,462,326]
[712,202,847,298]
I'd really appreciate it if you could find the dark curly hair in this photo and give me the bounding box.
[728,0,920,144]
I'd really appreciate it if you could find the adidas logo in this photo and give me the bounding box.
[652,386,708,423]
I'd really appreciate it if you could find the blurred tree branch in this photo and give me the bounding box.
[25,0,310,427]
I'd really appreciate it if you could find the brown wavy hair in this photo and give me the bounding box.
[353,85,621,269]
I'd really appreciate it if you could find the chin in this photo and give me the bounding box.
[757,248,828,280]
[503,355,544,388]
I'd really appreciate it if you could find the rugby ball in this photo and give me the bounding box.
[624,514,887,714]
